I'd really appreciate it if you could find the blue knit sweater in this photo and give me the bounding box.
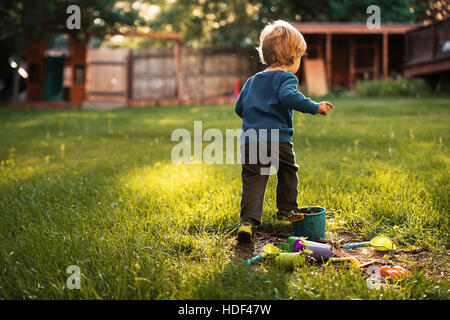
[235,70,319,142]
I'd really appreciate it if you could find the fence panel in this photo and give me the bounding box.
[87,47,252,102]
[180,49,251,99]
[132,48,177,100]
[87,48,128,102]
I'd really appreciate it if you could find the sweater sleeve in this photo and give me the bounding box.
[234,93,243,118]
[278,73,319,115]
[234,79,249,118]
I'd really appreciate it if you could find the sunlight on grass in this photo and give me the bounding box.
[145,118,188,125]
[0,97,448,299]
[14,119,44,128]
[123,162,241,233]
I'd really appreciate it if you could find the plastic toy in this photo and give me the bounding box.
[379,266,410,279]
[243,244,306,270]
[342,235,396,251]
[243,244,282,265]
[274,252,306,270]
[282,237,333,262]
[290,206,326,241]
[326,257,378,268]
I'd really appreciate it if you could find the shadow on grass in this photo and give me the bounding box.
[190,259,291,299]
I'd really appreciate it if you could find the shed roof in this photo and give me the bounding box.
[293,23,422,34]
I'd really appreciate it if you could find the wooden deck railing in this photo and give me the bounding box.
[404,19,450,76]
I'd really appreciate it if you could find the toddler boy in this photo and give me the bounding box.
[234,20,334,243]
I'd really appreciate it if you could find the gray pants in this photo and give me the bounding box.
[240,142,299,226]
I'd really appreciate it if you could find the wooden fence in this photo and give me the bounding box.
[87,48,129,103]
[86,47,253,106]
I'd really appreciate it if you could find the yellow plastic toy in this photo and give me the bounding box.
[243,244,282,265]
[342,235,396,251]
[325,257,378,269]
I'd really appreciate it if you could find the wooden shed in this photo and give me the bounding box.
[293,23,421,95]
[22,32,184,109]
[25,33,88,106]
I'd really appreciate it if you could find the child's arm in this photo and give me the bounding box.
[278,73,320,114]
[235,94,243,118]
[234,80,249,118]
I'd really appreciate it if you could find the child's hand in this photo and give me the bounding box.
[317,101,334,116]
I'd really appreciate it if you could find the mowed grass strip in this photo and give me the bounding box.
[0,97,448,299]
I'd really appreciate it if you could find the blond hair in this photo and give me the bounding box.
[256,20,307,67]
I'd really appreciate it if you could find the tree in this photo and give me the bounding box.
[411,0,449,23]
[0,0,144,39]
[149,0,431,48]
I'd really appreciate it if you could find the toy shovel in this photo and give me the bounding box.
[342,235,396,251]
[326,257,377,268]
[243,244,282,265]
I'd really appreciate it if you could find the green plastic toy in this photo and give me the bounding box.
[243,244,283,265]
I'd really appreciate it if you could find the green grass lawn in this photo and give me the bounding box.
[0,97,449,299]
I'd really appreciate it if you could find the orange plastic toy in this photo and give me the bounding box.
[379,266,410,279]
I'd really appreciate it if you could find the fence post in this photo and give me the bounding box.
[127,49,133,105]
[174,40,183,104]
[383,32,389,79]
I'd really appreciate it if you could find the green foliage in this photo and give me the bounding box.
[0,0,436,48]
[150,0,427,48]
[0,97,448,299]
[1,0,439,48]
[353,78,432,98]
[0,0,144,38]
